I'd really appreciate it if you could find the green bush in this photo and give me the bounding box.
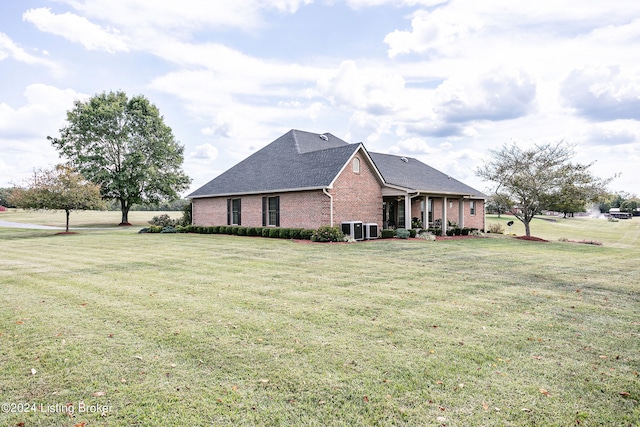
[262,228,271,237]
[279,228,291,239]
[300,229,314,240]
[395,228,410,239]
[229,226,239,235]
[247,227,257,236]
[311,226,344,242]
[148,225,162,233]
[446,228,454,236]
[453,227,462,236]
[254,227,263,237]
[138,227,150,234]
[161,226,177,233]
[381,229,395,239]
[269,228,280,238]
[148,213,175,227]
[237,227,247,236]
[290,228,303,239]
[409,229,417,238]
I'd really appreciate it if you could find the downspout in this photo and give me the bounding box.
[323,188,334,227]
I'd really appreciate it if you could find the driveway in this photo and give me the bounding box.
[0,220,66,229]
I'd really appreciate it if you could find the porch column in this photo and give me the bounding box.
[442,196,447,236]
[405,194,411,229]
[459,198,464,229]
[424,196,429,228]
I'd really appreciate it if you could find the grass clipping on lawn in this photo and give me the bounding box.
[0,228,638,426]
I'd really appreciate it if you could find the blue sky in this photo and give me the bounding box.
[2,0,640,198]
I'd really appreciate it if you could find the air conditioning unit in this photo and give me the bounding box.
[341,221,364,241]
[364,223,379,239]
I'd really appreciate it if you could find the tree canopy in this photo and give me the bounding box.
[9,165,104,232]
[476,141,610,236]
[49,91,191,225]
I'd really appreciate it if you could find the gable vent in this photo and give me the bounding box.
[319,134,329,141]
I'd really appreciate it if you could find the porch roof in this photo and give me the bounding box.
[370,152,486,198]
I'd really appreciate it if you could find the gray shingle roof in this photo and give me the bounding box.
[188,129,486,198]
[370,152,485,197]
[188,130,359,197]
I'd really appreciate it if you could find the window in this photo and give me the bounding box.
[352,158,360,174]
[227,198,241,225]
[470,200,476,216]
[262,196,280,226]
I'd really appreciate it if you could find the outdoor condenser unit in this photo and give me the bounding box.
[364,223,379,239]
[341,221,364,241]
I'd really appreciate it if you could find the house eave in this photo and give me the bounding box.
[188,185,328,199]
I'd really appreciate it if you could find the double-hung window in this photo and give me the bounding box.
[262,196,280,227]
[227,198,241,225]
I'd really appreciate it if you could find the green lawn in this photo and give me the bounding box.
[1,212,639,426]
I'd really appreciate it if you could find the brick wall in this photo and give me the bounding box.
[328,152,383,226]
[192,191,329,229]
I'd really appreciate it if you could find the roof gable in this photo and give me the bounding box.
[188,130,360,198]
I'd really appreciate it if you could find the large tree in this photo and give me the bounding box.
[49,91,191,225]
[9,165,104,232]
[476,141,609,237]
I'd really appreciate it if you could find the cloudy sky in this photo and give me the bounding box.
[1,0,639,197]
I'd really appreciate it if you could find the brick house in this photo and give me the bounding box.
[188,130,486,234]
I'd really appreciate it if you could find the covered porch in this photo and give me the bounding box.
[382,189,483,235]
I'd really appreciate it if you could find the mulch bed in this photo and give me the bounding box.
[513,235,549,242]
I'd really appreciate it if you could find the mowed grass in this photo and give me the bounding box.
[0,212,639,426]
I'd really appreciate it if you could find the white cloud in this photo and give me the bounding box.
[317,60,406,115]
[189,143,219,161]
[23,8,129,53]
[0,32,61,75]
[0,84,87,187]
[561,66,640,121]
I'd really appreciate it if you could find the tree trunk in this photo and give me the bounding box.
[524,221,531,237]
[120,199,131,225]
[65,209,70,232]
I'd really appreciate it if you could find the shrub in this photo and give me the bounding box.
[279,228,291,239]
[290,228,303,239]
[217,226,227,234]
[461,228,470,236]
[311,226,344,242]
[418,231,436,241]
[381,229,395,239]
[148,225,162,233]
[487,223,504,234]
[453,227,462,236]
[229,226,239,235]
[247,227,257,236]
[148,213,175,227]
[300,229,314,240]
[138,227,150,234]
[237,227,247,236]
[409,229,417,238]
[446,229,454,236]
[269,228,280,238]
[262,228,271,237]
[161,226,177,233]
[210,226,220,234]
[395,228,410,239]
